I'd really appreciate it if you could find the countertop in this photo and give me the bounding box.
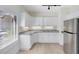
[19,30,59,35]
[19,26,59,35]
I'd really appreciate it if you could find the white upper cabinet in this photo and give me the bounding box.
[31,17,58,26]
[43,17,58,26]
[20,12,31,27]
[32,17,43,26]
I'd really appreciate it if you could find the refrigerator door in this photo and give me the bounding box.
[64,32,76,54]
[64,19,77,33]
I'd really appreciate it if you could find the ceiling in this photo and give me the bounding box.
[23,5,61,16]
[24,5,79,16]
[24,5,61,13]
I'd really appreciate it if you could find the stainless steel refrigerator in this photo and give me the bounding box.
[64,18,79,54]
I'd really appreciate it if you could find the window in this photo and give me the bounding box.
[0,15,16,43]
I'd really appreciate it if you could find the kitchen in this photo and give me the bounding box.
[0,5,79,54]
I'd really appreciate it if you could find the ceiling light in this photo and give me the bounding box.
[48,6,50,10]
[42,5,61,10]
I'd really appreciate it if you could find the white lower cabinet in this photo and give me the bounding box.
[19,32,39,50]
[31,33,38,44]
[19,32,59,50]
[38,33,59,43]
[20,34,32,50]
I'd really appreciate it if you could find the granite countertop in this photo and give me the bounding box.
[18,26,60,35]
[19,29,59,35]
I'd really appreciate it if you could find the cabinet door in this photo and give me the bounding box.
[20,35,31,50]
[31,33,38,45]
[43,17,58,26]
[38,33,59,43]
[32,17,43,26]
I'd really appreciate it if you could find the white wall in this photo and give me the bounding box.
[64,11,79,20]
